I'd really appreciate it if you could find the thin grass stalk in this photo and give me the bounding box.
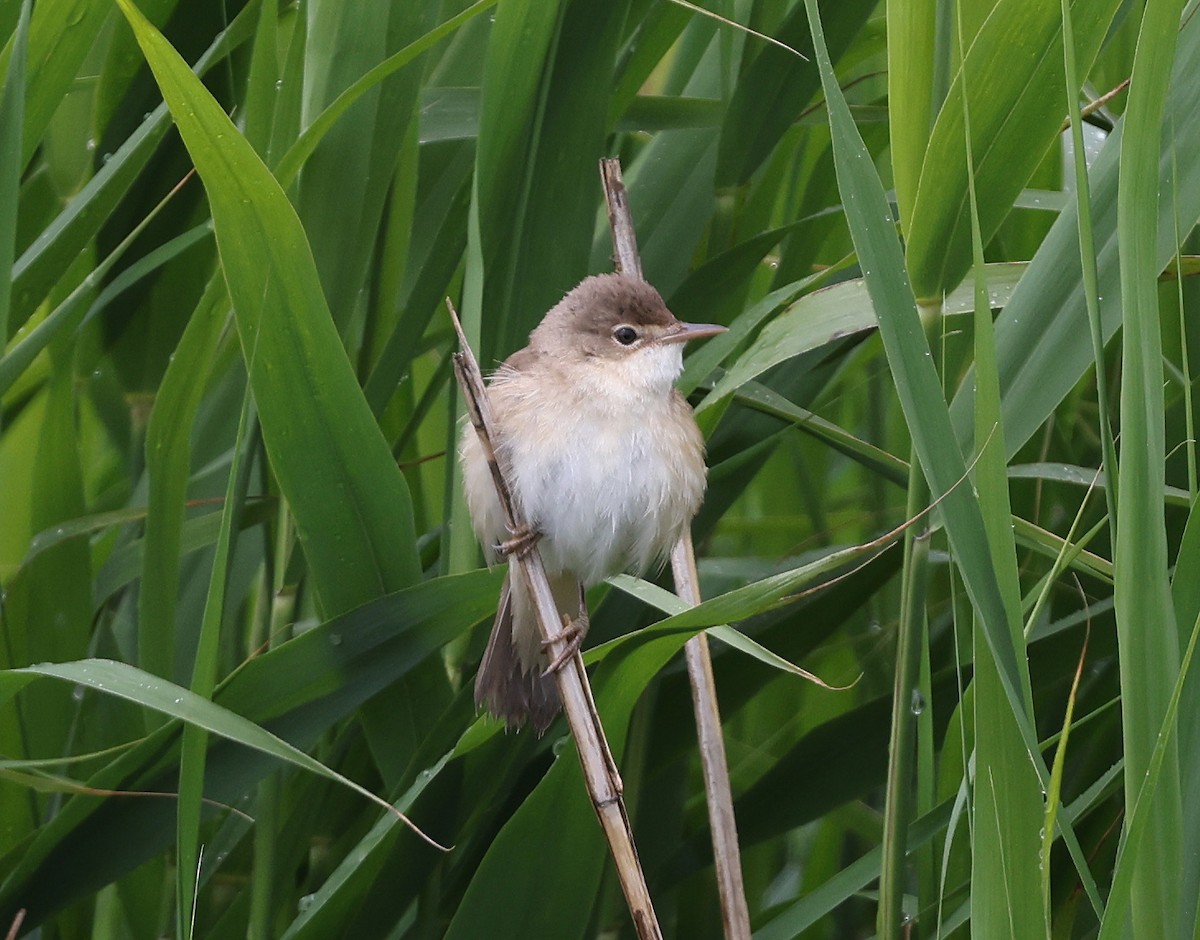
[250,504,297,940]
[1043,631,1088,913]
[913,622,936,927]
[0,0,28,410]
[601,157,752,940]
[600,160,643,282]
[877,465,930,939]
[1061,0,1119,531]
[672,536,751,940]
[448,302,662,940]
[176,389,256,939]
[4,909,25,940]
[1170,127,1197,498]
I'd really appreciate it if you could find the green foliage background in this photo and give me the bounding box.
[1,0,1198,937]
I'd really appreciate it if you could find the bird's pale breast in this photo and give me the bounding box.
[462,357,706,586]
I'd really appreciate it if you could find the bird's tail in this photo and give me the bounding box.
[474,572,574,735]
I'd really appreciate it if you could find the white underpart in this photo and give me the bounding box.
[465,341,706,587]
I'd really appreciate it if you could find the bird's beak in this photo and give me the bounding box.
[658,321,728,345]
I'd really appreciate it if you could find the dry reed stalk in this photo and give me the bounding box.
[600,156,752,940]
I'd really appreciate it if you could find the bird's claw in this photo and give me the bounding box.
[541,616,585,676]
[495,523,541,559]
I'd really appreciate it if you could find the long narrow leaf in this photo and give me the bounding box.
[1112,0,1186,932]
[115,0,421,614]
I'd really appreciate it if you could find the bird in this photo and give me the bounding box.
[459,273,725,733]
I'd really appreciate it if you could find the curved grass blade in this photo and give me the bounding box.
[0,660,441,849]
[0,569,501,928]
[607,574,848,688]
[754,802,955,940]
[0,183,207,397]
[115,0,420,614]
[94,500,274,609]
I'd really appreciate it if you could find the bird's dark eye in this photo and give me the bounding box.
[613,326,639,345]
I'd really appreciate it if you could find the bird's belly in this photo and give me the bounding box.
[508,419,700,585]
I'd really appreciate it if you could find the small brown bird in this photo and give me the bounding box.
[460,273,725,733]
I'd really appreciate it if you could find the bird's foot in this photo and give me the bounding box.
[495,523,541,559]
[541,614,587,676]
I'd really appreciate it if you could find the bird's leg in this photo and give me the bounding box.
[541,586,588,676]
[495,522,541,559]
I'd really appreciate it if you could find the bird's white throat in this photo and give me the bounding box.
[576,342,684,407]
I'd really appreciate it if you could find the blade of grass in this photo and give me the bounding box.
[1,0,107,167]
[0,661,441,847]
[139,274,227,685]
[714,0,875,188]
[1043,631,1088,913]
[755,801,957,938]
[958,5,1047,933]
[1173,497,1200,935]
[1172,142,1197,500]
[294,0,430,340]
[0,184,206,398]
[0,0,29,366]
[272,0,497,186]
[886,0,935,231]
[700,262,1027,409]
[116,0,421,613]
[1111,0,1186,933]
